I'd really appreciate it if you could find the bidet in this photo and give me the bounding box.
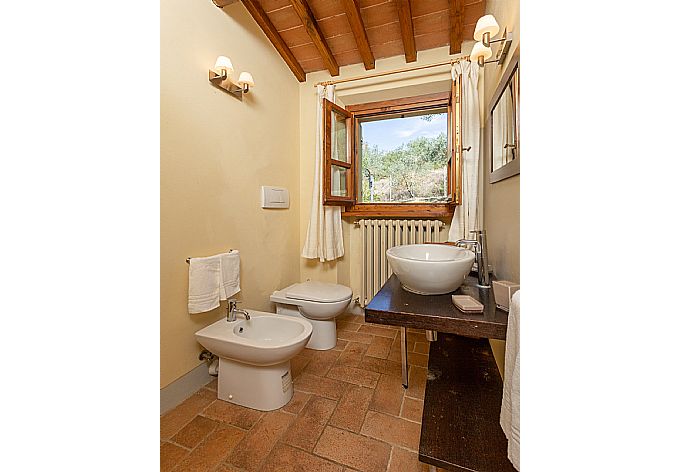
[195,310,312,411]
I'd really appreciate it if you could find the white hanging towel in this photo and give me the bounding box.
[187,251,241,314]
[219,250,240,300]
[500,290,520,470]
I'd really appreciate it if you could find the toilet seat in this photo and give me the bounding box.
[285,281,352,303]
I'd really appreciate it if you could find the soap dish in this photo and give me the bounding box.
[452,295,484,313]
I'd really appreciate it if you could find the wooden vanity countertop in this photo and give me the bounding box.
[364,274,509,340]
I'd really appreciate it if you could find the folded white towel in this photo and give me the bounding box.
[188,255,221,314]
[219,250,240,301]
[501,289,520,470]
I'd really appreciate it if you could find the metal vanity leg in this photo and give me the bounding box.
[400,327,408,388]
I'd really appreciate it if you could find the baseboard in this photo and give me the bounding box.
[160,362,215,415]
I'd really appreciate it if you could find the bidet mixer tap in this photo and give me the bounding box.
[455,229,491,288]
[227,299,250,322]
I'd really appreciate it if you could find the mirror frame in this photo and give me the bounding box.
[488,47,520,184]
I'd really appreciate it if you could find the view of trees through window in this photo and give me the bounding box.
[360,110,448,203]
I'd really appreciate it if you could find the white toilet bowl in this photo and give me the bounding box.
[270,281,352,350]
[195,310,312,411]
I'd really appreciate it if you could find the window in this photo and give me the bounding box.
[323,92,461,217]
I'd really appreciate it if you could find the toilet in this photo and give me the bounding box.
[270,281,353,350]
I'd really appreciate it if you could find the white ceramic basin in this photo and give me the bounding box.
[386,244,475,295]
[195,310,312,366]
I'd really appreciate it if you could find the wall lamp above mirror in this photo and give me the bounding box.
[208,55,255,99]
[470,15,513,67]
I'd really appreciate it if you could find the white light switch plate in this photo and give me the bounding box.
[261,186,289,209]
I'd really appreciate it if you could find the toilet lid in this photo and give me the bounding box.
[285,281,352,303]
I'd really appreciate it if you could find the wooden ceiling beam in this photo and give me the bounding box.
[448,0,464,54]
[340,0,375,70]
[240,0,307,82]
[395,0,417,62]
[289,0,340,76]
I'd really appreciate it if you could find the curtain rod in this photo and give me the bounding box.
[313,55,470,87]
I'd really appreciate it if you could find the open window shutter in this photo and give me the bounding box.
[449,76,462,204]
[323,98,355,205]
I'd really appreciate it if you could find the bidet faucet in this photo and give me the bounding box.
[227,299,250,322]
[455,229,491,288]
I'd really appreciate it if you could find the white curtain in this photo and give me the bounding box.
[302,84,345,261]
[448,61,480,242]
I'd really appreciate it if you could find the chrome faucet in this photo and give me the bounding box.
[455,229,491,288]
[226,299,250,322]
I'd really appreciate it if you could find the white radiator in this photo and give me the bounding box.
[359,219,444,306]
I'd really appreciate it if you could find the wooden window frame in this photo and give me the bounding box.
[323,98,355,205]
[337,92,461,218]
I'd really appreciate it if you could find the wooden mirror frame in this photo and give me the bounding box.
[488,47,520,184]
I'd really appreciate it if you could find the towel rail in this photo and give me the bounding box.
[186,250,235,264]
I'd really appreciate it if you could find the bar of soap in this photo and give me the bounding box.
[452,295,484,313]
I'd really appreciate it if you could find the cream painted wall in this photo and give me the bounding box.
[160,0,301,388]
[297,46,477,301]
[482,0,521,377]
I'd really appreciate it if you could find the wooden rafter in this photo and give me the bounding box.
[340,0,375,70]
[240,0,307,82]
[395,0,417,63]
[290,0,340,76]
[448,0,464,55]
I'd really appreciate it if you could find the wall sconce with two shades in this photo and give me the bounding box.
[208,56,255,98]
[469,15,513,67]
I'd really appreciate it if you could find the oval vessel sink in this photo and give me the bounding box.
[386,244,475,295]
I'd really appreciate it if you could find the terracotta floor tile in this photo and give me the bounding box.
[337,330,374,345]
[314,426,391,472]
[329,385,374,433]
[335,341,369,367]
[333,339,349,351]
[226,410,295,471]
[337,313,364,324]
[366,336,393,359]
[282,395,337,451]
[174,424,245,472]
[388,446,429,472]
[400,397,424,423]
[298,348,318,359]
[327,365,380,388]
[387,348,402,363]
[361,410,421,451]
[359,356,404,378]
[413,342,430,354]
[201,400,264,430]
[160,441,189,472]
[291,355,311,379]
[161,388,217,439]
[171,415,219,449]
[405,366,427,400]
[204,378,218,392]
[303,349,341,377]
[336,320,361,332]
[260,443,344,472]
[358,324,397,339]
[407,351,429,367]
[406,331,429,343]
[370,373,404,416]
[281,390,312,415]
[293,373,348,401]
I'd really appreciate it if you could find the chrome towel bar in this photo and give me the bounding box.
[186,250,235,264]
